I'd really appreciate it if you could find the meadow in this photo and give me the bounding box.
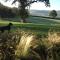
[0,16,60,36]
[0,16,60,60]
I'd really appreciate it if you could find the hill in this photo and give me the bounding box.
[30,10,60,17]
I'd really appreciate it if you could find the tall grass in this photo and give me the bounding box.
[48,32,60,43]
[15,34,34,57]
[42,31,60,60]
[0,30,60,60]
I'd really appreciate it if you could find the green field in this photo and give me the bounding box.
[0,16,60,37]
[0,16,60,31]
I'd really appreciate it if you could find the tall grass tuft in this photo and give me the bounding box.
[48,31,60,44]
[0,29,60,60]
[46,31,60,60]
[15,33,39,58]
[15,34,34,57]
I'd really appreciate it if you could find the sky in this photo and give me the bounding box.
[0,0,60,10]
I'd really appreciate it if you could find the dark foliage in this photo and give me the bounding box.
[0,3,17,18]
[49,10,57,18]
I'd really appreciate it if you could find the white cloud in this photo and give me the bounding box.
[30,2,60,10]
[0,0,18,7]
[0,0,60,10]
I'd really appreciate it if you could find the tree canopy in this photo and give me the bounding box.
[5,0,50,22]
[0,3,16,18]
[5,0,50,8]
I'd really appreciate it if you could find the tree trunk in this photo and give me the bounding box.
[21,18,26,23]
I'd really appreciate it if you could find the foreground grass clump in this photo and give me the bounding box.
[48,31,60,43]
[42,31,60,60]
[0,30,38,60]
[0,30,22,60]
[0,30,60,60]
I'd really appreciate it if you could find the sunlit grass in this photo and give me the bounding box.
[0,29,60,60]
[15,34,35,57]
[48,32,60,44]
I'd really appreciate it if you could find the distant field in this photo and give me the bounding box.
[0,16,60,36]
[28,16,60,24]
[1,16,60,24]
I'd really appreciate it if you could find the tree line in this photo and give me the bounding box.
[0,2,57,19]
[0,3,18,18]
[0,0,58,22]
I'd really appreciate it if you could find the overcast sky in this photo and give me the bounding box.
[0,0,60,10]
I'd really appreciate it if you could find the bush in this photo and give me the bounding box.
[49,10,57,18]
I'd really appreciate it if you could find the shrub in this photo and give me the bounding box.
[49,10,57,18]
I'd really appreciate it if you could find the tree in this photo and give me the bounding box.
[0,3,16,18]
[18,9,29,22]
[49,10,57,18]
[5,0,50,22]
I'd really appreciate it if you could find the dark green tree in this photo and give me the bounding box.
[5,0,50,22]
[49,10,57,18]
[0,3,16,18]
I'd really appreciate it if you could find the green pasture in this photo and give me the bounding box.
[0,16,60,36]
[1,16,60,24]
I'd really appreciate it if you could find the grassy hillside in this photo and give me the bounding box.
[0,16,60,37]
[28,16,60,24]
[0,16,60,31]
[1,16,60,24]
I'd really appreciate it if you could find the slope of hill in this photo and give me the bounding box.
[28,16,60,24]
[2,16,60,24]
